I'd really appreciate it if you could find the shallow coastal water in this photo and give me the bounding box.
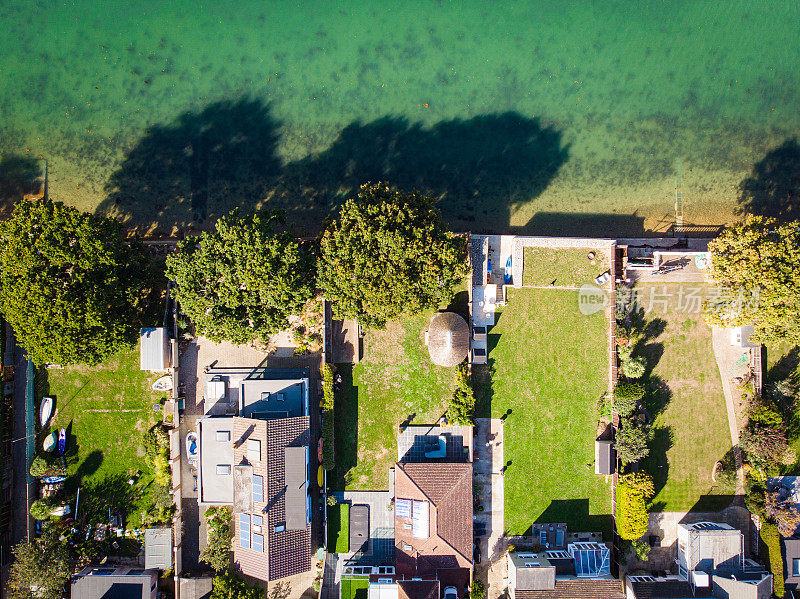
[1,1,799,235]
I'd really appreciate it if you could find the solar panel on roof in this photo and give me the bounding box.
[396,498,411,518]
[412,500,429,539]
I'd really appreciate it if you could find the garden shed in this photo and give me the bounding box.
[144,527,173,570]
[595,439,615,475]
[140,327,170,371]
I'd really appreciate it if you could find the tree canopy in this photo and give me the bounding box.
[706,215,800,344]
[167,209,315,344]
[7,534,71,599]
[318,183,468,327]
[0,199,144,365]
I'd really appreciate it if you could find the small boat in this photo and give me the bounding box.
[41,475,66,485]
[40,396,54,427]
[504,256,513,285]
[186,432,198,461]
[58,428,66,456]
[152,375,173,392]
[43,431,58,452]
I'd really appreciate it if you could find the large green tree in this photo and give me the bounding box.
[0,199,144,365]
[7,534,72,599]
[167,209,314,344]
[706,215,800,344]
[318,183,468,327]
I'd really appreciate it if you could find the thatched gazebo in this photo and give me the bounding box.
[426,312,469,367]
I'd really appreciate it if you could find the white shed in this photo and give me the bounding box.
[729,325,757,348]
[140,327,170,371]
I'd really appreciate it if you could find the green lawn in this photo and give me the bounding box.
[327,503,350,553]
[636,284,734,511]
[484,288,612,536]
[333,308,462,490]
[522,247,610,288]
[341,577,370,599]
[36,344,164,523]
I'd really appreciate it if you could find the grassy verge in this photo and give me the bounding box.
[36,344,164,525]
[635,284,734,511]
[327,503,350,553]
[522,246,609,287]
[481,288,611,536]
[333,310,460,490]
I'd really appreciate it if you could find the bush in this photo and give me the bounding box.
[29,453,67,478]
[615,422,651,464]
[632,539,650,561]
[616,482,650,541]
[469,580,486,599]
[29,496,60,521]
[622,356,646,379]
[448,364,475,425]
[614,382,645,417]
[322,364,335,471]
[597,394,612,420]
[211,571,262,599]
[201,506,233,572]
[761,522,785,597]
[740,422,789,469]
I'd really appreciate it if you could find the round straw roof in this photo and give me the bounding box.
[427,312,469,367]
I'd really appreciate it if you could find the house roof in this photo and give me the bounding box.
[515,579,624,599]
[232,416,311,581]
[397,580,440,599]
[71,568,156,599]
[426,312,469,367]
[784,536,800,584]
[628,580,713,598]
[144,527,172,570]
[394,462,472,577]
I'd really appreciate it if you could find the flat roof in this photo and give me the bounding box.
[202,367,309,418]
[284,446,307,530]
[240,378,306,419]
[198,417,234,504]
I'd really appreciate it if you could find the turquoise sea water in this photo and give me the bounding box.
[1,1,799,235]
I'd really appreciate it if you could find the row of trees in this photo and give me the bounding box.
[0,183,468,365]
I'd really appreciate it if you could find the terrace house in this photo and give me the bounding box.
[196,367,312,581]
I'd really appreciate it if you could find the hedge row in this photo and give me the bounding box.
[761,521,784,597]
[322,364,335,471]
[616,482,649,541]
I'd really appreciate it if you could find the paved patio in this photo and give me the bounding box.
[397,425,472,462]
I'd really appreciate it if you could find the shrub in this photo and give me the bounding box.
[201,506,233,572]
[29,453,67,478]
[614,381,645,417]
[761,522,785,597]
[211,571,262,599]
[745,484,766,518]
[632,539,650,562]
[616,482,649,541]
[615,422,651,464]
[766,490,800,537]
[29,496,60,521]
[469,580,486,599]
[622,356,646,379]
[448,364,475,425]
[740,422,789,469]
[322,364,335,471]
[597,394,612,420]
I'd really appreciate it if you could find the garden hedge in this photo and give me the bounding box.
[761,522,784,597]
[322,364,335,471]
[616,482,649,540]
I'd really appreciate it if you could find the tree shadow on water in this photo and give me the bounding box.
[0,154,44,214]
[98,98,569,236]
[738,138,800,222]
[99,97,282,234]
